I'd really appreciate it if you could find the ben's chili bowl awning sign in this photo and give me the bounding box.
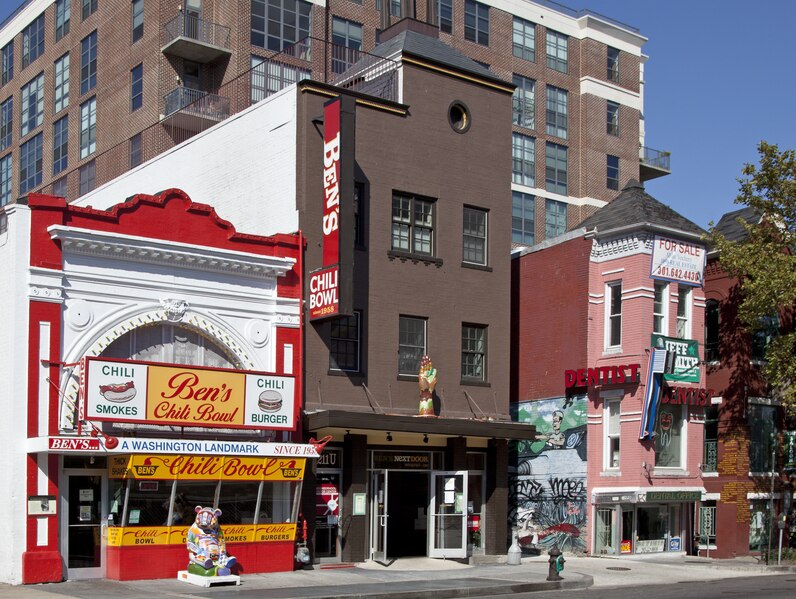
[85,357,296,431]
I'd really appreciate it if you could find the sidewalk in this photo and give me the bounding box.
[0,553,790,599]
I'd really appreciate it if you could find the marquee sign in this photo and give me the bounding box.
[84,357,296,431]
[650,234,706,287]
[309,95,355,321]
[109,454,306,481]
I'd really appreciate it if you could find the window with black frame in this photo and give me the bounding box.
[329,311,360,373]
[391,193,435,257]
[398,316,426,376]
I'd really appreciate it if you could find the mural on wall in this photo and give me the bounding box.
[510,395,587,553]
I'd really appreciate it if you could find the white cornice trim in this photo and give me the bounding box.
[48,226,296,279]
[580,76,641,110]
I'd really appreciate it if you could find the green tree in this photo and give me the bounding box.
[709,142,796,415]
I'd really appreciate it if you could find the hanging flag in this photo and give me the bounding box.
[639,348,667,439]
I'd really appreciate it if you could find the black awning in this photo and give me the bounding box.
[305,410,536,441]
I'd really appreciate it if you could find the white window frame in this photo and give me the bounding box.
[676,286,691,339]
[604,397,621,470]
[653,280,668,335]
[604,281,622,350]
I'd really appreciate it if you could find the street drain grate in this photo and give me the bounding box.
[606,567,631,571]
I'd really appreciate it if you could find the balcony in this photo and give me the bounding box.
[161,12,231,63]
[640,145,671,182]
[162,87,229,131]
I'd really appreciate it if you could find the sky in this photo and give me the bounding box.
[1,0,793,229]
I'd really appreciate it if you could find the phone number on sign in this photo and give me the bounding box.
[655,265,701,283]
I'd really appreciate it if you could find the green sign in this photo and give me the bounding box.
[650,334,700,383]
[785,431,796,471]
[645,491,702,502]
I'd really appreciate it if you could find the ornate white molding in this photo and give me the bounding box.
[590,232,654,262]
[160,298,189,322]
[28,267,64,304]
[48,226,296,279]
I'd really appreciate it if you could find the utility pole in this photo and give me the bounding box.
[766,429,776,565]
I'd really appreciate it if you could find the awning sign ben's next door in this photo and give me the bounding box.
[109,454,306,481]
[84,357,296,430]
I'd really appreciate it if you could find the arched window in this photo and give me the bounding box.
[704,299,720,362]
[102,323,236,368]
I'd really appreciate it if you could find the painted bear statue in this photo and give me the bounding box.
[186,506,237,576]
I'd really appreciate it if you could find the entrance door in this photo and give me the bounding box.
[370,470,388,563]
[62,472,106,579]
[428,471,468,558]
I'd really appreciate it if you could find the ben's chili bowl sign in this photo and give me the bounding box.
[85,358,296,430]
[109,454,306,481]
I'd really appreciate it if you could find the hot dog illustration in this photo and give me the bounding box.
[99,380,137,403]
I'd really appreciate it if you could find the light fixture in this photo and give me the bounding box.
[386,432,393,442]
[423,434,429,444]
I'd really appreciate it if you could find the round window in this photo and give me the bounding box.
[448,101,471,134]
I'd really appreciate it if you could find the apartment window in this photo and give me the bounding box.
[251,0,312,53]
[546,30,568,73]
[131,0,144,42]
[464,0,489,46]
[545,142,567,195]
[546,86,567,139]
[80,31,97,94]
[82,0,98,20]
[702,406,719,473]
[389,0,402,17]
[53,115,69,175]
[22,14,45,68]
[748,404,776,472]
[391,192,434,256]
[80,97,96,158]
[19,132,43,194]
[605,281,622,348]
[398,316,426,376]
[704,299,720,362]
[129,132,142,167]
[20,73,45,137]
[654,404,684,468]
[461,324,486,381]
[607,46,620,82]
[130,63,143,111]
[0,97,11,151]
[353,181,365,247]
[512,17,535,62]
[331,18,362,74]
[329,311,361,372]
[462,207,487,266]
[512,132,535,187]
[54,53,69,113]
[1,43,13,86]
[79,159,95,195]
[0,154,11,206]
[55,0,71,42]
[512,191,534,245]
[607,154,619,191]
[605,398,620,469]
[512,75,534,129]
[676,286,691,339]
[250,55,310,102]
[545,198,567,238]
[653,280,668,335]
[52,176,67,198]
[438,0,452,34]
[751,315,780,361]
[607,101,620,136]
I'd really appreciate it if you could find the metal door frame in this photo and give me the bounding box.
[60,468,107,580]
[428,470,468,559]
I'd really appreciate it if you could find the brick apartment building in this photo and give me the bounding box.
[511,180,710,556]
[0,0,667,245]
[701,207,794,558]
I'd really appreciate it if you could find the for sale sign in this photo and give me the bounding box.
[650,235,706,287]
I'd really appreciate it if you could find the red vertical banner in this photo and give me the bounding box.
[321,98,342,267]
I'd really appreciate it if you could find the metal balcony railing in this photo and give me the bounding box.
[641,146,671,171]
[163,12,230,50]
[702,440,718,473]
[163,87,229,121]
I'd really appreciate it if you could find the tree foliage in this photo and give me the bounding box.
[709,141,796,415]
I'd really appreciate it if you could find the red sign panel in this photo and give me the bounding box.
[308,264,340,319]
[49,437,101,451]
[322,98,342,267]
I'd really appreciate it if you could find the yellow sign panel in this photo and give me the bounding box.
[108,524,297,546]
[146,365,247,426]
[108,454,306,481]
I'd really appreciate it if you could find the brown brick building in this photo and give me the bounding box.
[0,0,667,246]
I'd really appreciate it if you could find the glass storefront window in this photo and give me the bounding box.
[217,481,261,524]
[315,472,341,558]
[654,405,684,468]
[124,479,175,526]
[637,505,667,552]
[258,481,300,524]
[595,508,614,554]
[749,499,768,552]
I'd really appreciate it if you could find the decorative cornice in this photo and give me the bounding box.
[28,267,64,304]
[48,226,296,279]
[590,231,654,262]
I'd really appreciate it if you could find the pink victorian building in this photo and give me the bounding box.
[511,180,711,556]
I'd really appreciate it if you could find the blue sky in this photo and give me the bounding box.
[1,0,793,229]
